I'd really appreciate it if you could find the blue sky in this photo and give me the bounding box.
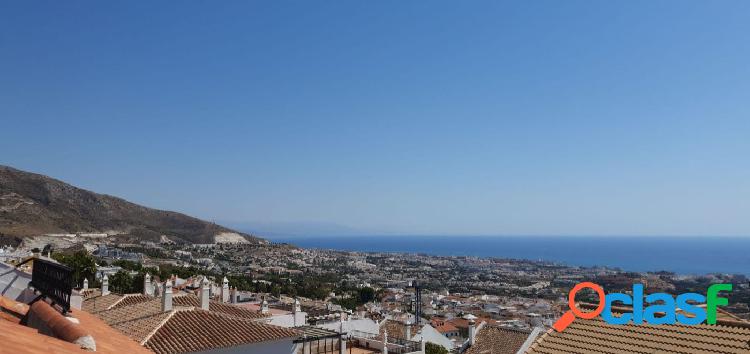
[1,1,749,236]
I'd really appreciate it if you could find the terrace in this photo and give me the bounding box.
[348,330,424,354]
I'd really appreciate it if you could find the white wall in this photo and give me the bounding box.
[413,325,454,351]
[267,312,307,328]
[318,318,380,335]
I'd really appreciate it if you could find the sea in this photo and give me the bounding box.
[266,235,750,276]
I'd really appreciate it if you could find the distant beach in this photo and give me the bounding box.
[266,235,750,276]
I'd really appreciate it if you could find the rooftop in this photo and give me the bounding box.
[379,319,421,339]
[143,309,300,354]
[81,289,301,354]
[0,294,152,354]
[465,325,535,354]
[526,307,750,354]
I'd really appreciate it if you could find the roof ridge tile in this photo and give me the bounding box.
[140,309,180,345]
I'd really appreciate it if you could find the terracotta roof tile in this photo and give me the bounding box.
[70,307,154,354]
[95,298,164,326]
[82,293,123,314]
[465,325,533,354]
[144,309,300,354]
[112,294,154,309]
[379,319,421,339]
[0,295,29,320]
[435,322,459,334]
[0,317,84,354]
[79,289,101,299]
[27,301,90,346]
[172,294,269,320]
[112,310,174,343]
[525,316,750,354]
[450,317,495,329]
[0,295,152,354]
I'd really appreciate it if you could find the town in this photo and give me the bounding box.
[3,233,750,353]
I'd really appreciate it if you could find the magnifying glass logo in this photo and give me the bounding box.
[552,282,605,332]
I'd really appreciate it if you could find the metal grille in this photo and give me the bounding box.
[30,258,73,313]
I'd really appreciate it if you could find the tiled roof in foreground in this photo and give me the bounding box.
[96,298,164,326]
[112,310,174,343]
[465,325,535,354]
[0,294,152,354]
[525,316,750,354]
[81,290,296,354]
[113,294,154,309]
[82,293,123,313]
[172,294,269,319]
[144,309,300,354]
[94,293,269,328]
[0,315,85,354]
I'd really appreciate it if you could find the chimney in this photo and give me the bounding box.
[200,277,210,310]
[465,314,477,346]
[82,278,88,290]
[144,273,152,296]
[230,287,237,304]
[101,275,109,296]
[405,321,411,340]
[162,280,173,312]
[221,277,229,303]
[70,291,83,310]
[293,298,304,326]
[382,330,388,354]
[261,298,269,314]
[292,298,299,326]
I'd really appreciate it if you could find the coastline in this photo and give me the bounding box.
[266,235,750,276]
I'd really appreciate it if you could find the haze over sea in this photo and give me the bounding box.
[267,235,750,276]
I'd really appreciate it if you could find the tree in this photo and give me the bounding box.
[131,272,145,293]
[112,259,142,271]
[332,297,358,310]
[110,270,133,293]
[52,250,98,288]
[358,287,376,304]
[425,342,448,354]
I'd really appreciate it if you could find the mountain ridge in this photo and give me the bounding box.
[0,165,265,245]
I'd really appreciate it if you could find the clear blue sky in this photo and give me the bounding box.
[1,1,749,237]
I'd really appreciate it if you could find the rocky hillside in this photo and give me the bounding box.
[0,165,265,244]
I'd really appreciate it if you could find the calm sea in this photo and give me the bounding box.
[266,235,750,276]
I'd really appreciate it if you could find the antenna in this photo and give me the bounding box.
[414,281,422,325]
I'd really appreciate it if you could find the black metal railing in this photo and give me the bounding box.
[29,258,73,313]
